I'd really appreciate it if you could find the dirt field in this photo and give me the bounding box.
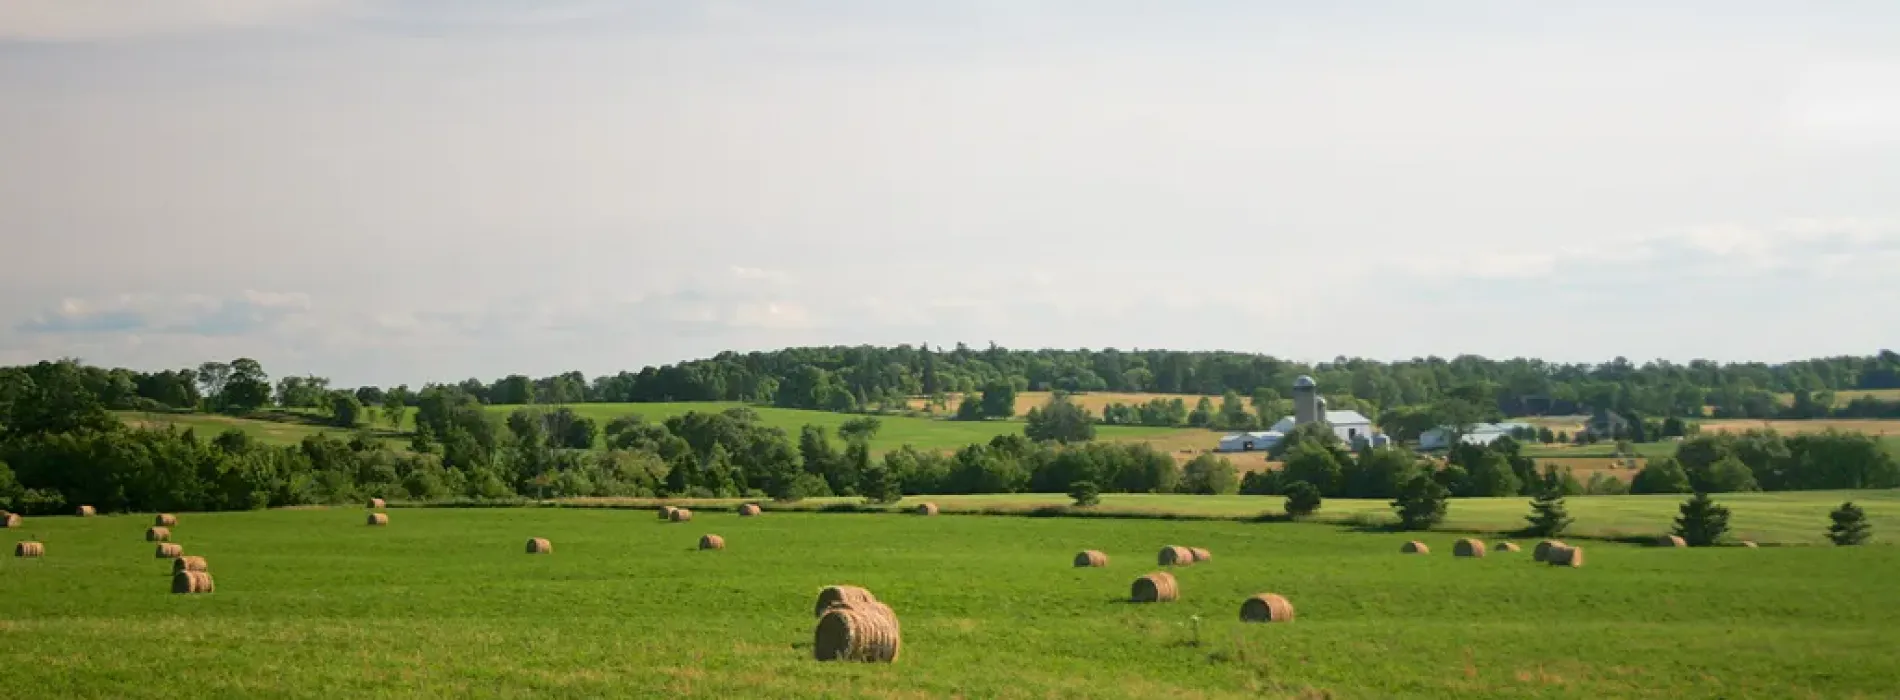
[1696,419,1900,436]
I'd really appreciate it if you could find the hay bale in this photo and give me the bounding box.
[1453,538,1486,558]
[2,512,20,528]
[76,505,96,517]
[699,534,726,550]
[155,543,184,559]
[525,537,553,554]
[1189,547,1212,562]
[813,601,901,663]
[1073,550,1108,568]
[1532,539,1567,562]
[366,513,389,526]
[1239,593,1295,623]
[813,585,879,618]
[1546,545,1585,567]
[14,541,44,558]
[1740,540,1759,548]
[738,503,762,517]
[1157,545,1195,566]
[659,505,678,520]
[914,502,938,516]
[1400,540,1430,554]
[173,556,208,574]
[367,498,386,510]
[146,526,172,542]
[1131,571,1179,603]
[172,570,215,594]
[1655,535,1687,548]
[668,508,693,522]
[155,513,178,527]
[1495,542,1521,552]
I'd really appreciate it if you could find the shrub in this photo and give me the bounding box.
[1828,501,1872,545]
[1631,457,1693,494]
[1178,455,1238,495]
[1283,480,1321,518]
[1068,480,1102,507]
[1238,469,1284,496]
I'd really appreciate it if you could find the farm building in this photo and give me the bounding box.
[1216,376,1389,453]
[1418,422,1536,450]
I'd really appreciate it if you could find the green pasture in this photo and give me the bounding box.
[5,506,1899,698]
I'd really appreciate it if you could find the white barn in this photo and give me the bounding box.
[1216,431,1284,453]
[1215,375,1390,453]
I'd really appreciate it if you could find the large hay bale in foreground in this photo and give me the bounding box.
[1453,539,1486,558]
[1131,572,1179,603]
[1655,535,1687,548]
[1400,541,1430,554]
[155,513,178,527]
[2,512,20,528]
[172,570,215,594]
[15,541,44,558]
[914,502,938,516]
[699,534,725,550]
[146,526,172,542]
[1533,540,1567,562]
[76,505,96,517]
[1494,542,1521,553]
[367,498,386,510]
[813,602,901,663]
[1157,546,1195,566]
[1073,550,1108,568]
[1189,547,1213,562]
[668,508,693,522]
[525,537,553,554]
[155,543,184,559]
[738,503,762,517]
[367,513,389,526]
[1239,593,1295,623]
[173,556,208,574]
[813,585,879,618]
[659,506,678,520]
[1546,545,1585,567]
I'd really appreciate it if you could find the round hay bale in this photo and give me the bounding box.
[1453,538,1486,558]
[659,505,678,520]
[813,602,901,663]
[1655,535,1687,548]
[172,570,215,594]
[154,513,178,527]
[525,537,553,554]
[1494,542,1521,552]
[1532,539,1567,562]
[1157,545,1195,566]
[1189,547,1212,562]
[366,513,389,526]
[1073,550,1108,568]
[738,503,762,517]
[14,541,44,558]
[146,526,172,542]
[173,556,208,574]
[1239,593,1295,623]
[699,534,726,550]
[914,502,938,516]
[76,505,96,517]
[1131,571,1179,603]
[1740,540,1759,548]
[2,512,20,528]
[155,543,184,559]
[813,585,879,618]
[1545,545,1585,567]
[367,498,386,510]
[668,508,693,522]
[1400,540,1430,554]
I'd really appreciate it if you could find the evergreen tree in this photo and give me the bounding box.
[1524,489,1572,537]
[1828,501,1872,545]
[1283,480,1322,518]
[1672,492,1731,546]
[1391,473,1449,530]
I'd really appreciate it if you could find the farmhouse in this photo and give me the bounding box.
[1216,375,1389,453]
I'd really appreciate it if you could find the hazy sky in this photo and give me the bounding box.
[2,1,1897,386]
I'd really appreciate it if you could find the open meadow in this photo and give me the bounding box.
[4,502,1899,699]
[908,391,1220,419]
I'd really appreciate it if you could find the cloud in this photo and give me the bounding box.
[13,291,313,337]
[0,0,357,42]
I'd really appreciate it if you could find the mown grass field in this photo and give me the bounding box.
[5,504,1898,699]
[1774,388,1900,407]
[907,390,1221,420]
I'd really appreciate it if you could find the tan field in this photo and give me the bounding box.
[910,391,1221,419]
[1697,418,1900,436]
[1537,456,1642,484]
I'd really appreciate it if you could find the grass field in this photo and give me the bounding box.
[1697,418,1900,437]
[908,391,1222,420]
[5,504,1898,698]
[1775,388,1900,407]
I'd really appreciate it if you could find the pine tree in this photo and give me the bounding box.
[1391,473,1449,531]
[1672,492,1731,546]
[1524,489,1572,537]
[1828,501,1873,545]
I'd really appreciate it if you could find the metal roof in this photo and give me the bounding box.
[1293,375,1317,388]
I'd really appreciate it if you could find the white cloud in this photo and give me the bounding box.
[0,0,357,41]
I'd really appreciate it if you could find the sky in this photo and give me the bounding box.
[2,1,1897,387]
